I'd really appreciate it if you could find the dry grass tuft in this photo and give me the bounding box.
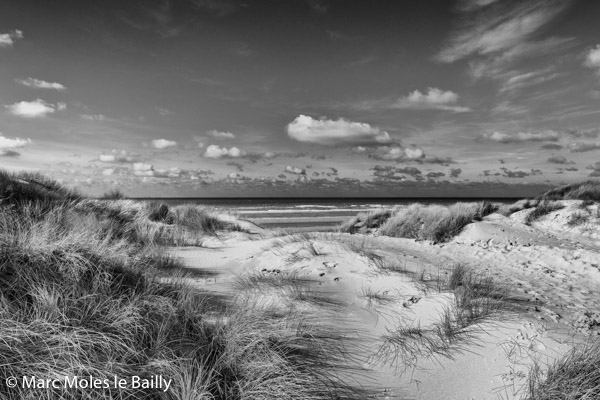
[538,180,600,201]
[379,201,498,243]
[525,337,600,400]
[524,200,565,225]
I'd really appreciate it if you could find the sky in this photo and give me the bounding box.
[1,0,600,197]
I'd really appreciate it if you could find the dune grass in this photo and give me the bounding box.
[378,201,498,243]
[538,180,600,201]
[0,170,363,400]
[525,337,600,400]
[339,208,395,234]
[376,263,513,371]
[524,200,565,225]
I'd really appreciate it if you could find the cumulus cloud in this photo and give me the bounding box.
[0,30,23,47]
[484,130,560,143]
[287,115,391,146]
[392,88,470,112]
[15,77,66,91]
[547,155,574,164]
[368,145,425,161]
[0,134,31,157]
[206,129,235,139]
[97,149,138,163]
[285,165,306,175]
[568,142,600,153]
[150,139,177,149]
[450,168,462,177]
[404,146,425,159]
[426,172,446,179]
[396,167,423,178]
[5,99,63,118]
[203,144,247,159]
[0,135,32,150]
[394,87,469,111]
[584,44,600,73]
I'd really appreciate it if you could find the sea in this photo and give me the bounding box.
[135,197,520,232]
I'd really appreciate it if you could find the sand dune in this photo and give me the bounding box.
[168,199,599,399]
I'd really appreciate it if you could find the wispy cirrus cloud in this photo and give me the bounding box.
[342,88,470,113]
[498,67,562,94]
[287,115,391,146]
[5,99,65,118]
[15,77,67,91]
[0,30,23,47]
[436,0,573,63]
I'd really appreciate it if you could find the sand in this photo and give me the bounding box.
[168,199,599,399]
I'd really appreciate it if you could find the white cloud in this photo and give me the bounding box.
[437,1,572,63]
[206,129,235,139]
[404,146,425,159]
[150,139,177,149]
[5,99,63,118]
[132,162,155,176]
[203,144,247,159]
[369,146,425,161]
[285,165,306,175]
[15,77,66,91]
[484,130,560,143]
[0,135,32,149]
[4,99,62,118]
[98,149,137,163]
[584,44,600,72]
[102,168,115,176]
[81,114,106,121]
[133,162,153,171]
[0,30,23,47]
[0,134,32,157]
[287,115,391,146]
[393,88,470,112]
[498,68,561,93]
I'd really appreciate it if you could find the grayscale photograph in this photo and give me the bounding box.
[1,0,600,399]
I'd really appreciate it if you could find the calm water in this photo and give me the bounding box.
[134,197,519,232]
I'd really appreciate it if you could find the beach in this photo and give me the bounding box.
[168,197,600,399]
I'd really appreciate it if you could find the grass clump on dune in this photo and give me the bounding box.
[339,208,395,234]
[538,180,600,201]
[378,201,497,243]
[524,200,565,225]
[376,263,512,371]
[0,170,359,399]
[525,337,600,400]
